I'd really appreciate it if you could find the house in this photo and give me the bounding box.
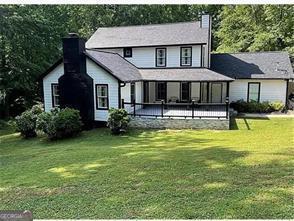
[41,15,293,129]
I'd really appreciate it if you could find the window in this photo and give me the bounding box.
[96,84,109,109]
[181,47,192,66]
[51,84,60,107]
[247,82,260,102]
[156,82,166,101]
[156,48,166,67]
[130,83,136,104]
[123,48,132,57]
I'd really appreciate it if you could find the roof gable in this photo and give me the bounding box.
[86,21,208,49]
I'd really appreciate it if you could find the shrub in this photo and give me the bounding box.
[268,101,284,112]
[107,108,130,135]
[37,108,82,140]
[15,104,43,138]
[231,100,284,113]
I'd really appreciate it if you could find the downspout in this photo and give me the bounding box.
[285,79,289,110]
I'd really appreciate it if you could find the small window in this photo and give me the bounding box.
[181,47,192,66]
[51,84,60,107]
[96,84,109,109]
[247,82,260,102]
[123,48,132,57]
[156,48,166,67]
[130,83,136,105]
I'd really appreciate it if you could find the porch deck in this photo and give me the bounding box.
[125,103,228,119]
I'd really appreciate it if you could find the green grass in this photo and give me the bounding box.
[0,117,293,219]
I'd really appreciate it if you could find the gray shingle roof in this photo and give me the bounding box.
[85,49,142,82]
[86,21,208,49]
[139,68,233,82]
[211,52,293,79]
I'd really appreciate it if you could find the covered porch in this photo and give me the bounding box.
[121,68,233,120]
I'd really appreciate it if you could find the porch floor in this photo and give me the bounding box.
[128,104,227,119]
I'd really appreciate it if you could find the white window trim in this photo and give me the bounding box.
[96,84,109,109]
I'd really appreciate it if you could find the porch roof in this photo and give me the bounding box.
[139,68,234,82]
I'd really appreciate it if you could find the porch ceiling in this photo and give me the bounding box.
[139,68,234,82]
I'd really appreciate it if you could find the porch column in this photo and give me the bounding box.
[226,81,230,100]
[206,81,209,103]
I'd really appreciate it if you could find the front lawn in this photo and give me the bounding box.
[0,118,293,219]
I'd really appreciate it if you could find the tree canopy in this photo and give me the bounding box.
[0,5,293,118]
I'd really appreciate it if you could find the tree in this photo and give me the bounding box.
[216,5,294,57]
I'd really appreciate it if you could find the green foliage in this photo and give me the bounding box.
[231,100,284,113]
[1,5,293,118]
[37,107,82,140]
[15,103,43,138]
[0,118,293,218]
[268,101,285,111]
[107,108,130,135]
[216,5,294,58]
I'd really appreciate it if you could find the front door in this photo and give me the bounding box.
[211,83,222,103]
[181,82,190,102]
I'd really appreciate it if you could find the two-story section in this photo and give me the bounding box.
[87,15,211,68]
[85,15,231,106]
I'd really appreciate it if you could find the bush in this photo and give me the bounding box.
[37,108,83,140]
[15,104,43,138]
[231,100,284,113]
[268,101,284,112]
[107,108,130,135]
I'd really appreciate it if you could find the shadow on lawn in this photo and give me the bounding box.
[1,128,292,219]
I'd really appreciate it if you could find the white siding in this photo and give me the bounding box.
[100,45,203,68]
[191,82,200,101]
[43,63,64,112]
[120,82,143,112]
[167,82,180,100]
[230,79,287,104]
[86,59,119,121]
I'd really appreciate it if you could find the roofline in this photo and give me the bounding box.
[39,58,63,80]
[87,43,207,50]
[84,51,122,82]
[234,77,291,80]
[212,51,289,55]
[86,48,140,70]
[95,20,201,29]
[139,79,234,82]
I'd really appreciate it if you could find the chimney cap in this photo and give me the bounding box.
[68,33,79,38]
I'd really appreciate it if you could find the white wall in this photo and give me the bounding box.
[191,82,200,101]
[100,45,203,68]
[120,82,143,112]
[86,59,119,121]
[230,79,287,104]
[43,59,119,122]
[167,82,180,100]
[43,63,64,112]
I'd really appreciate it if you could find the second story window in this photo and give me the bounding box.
[123,48,132,57]
[156,48,166,67]
[181,47,192,66]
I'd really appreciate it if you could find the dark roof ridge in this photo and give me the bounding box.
[96,21,200,29]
